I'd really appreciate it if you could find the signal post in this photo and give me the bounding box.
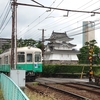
[88,45,94,82]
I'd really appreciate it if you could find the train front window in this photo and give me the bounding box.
[18,52,25,62]
[35,52,41,62]
[27,54,32,62]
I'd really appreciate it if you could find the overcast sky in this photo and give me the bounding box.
[0,0,100,50]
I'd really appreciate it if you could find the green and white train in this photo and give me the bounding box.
[0,46,42,81]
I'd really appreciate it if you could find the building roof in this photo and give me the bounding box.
[44,49,80,54]
[45,31,73,41]
[47,42,76,47]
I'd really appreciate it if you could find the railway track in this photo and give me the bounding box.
[26,82,90,100]
[60,82,100,95]
[26,78,100,100]
[48,82,100,100]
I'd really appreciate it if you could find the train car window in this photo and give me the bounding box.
[4,56,8,64]
[35,52,41,62]
[17,52,25,62]
[27,54,32,62]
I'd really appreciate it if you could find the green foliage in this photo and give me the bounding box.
[1,38,42,52]
[77,46,89,64]
[77,40,100,64]
[0,49,3,54]
[42,65,57,76]
[43,65,88,75]
[35,41,42,49]
[42,64,100,77]
[17,38,37,47]
[93,67,100,75]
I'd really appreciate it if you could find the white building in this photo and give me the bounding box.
[83,21,95,46]
[44,31,79,64]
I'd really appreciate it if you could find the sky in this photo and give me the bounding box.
[0,0,100,50]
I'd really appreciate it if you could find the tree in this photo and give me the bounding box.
[77,40,100,64]
[35,41,42,49]
[0,49,3,54]
[1,38,42,52]
[77,46,89,64]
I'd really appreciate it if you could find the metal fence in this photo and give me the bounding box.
[0,73,29,100]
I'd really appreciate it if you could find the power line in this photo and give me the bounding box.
[17,0,57,38]
[0,0,10,19]
[18,0,96,39]
[0,16,12,34]
[18,0,63,39]
[0,1,11,32]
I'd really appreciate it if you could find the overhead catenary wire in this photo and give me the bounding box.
[17,0,57,38]
[44,0,100,32]
[18,0,94,39]
[0,0,100,43]
[0,16,12,35]
[0,0,12,34]
[18,0,64,39]
[17,0,100,39]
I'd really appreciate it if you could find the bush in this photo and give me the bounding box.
[42,64,100,78]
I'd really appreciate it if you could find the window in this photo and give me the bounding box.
[27,54,32,62]
[17,52,25,62]
[35,52,41,62]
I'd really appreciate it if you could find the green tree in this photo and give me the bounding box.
[0,49,3,54]
[1,38,42,52]
[77,46,89,64]
[17,38,36,47]
[77,40,100,64]
[35,41,42,49]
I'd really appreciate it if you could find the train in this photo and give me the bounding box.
[0,46,42,81]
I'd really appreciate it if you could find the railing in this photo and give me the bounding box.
[0,73,29,100]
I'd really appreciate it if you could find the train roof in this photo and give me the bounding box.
[17,46,42,52]
[0,47,42,56]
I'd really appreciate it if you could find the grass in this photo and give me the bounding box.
[25,87,55,100]
[0,89,4,100]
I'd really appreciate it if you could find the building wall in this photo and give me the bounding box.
[0,38,11,49]
[83,21,95,46]
[44,53,78,61]
[44,60,78,65]
[54,45,71,50]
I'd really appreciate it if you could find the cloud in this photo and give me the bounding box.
[0,0,100,50]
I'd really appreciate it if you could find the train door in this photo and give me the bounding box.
[26,52,33,70]
[34,52,42,72]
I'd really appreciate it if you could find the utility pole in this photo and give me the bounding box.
[42,29,44,58]
[38,29,46,64]
[11,0,17,69]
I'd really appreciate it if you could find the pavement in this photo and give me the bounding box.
[36,77,95,83]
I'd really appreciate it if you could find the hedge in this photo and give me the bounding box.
[42,64,100,77]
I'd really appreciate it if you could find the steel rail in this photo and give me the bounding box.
[40,83,90,100]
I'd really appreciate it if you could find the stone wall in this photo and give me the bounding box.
[44,60,78,65]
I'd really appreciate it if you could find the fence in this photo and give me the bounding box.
[0,73,29,100]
